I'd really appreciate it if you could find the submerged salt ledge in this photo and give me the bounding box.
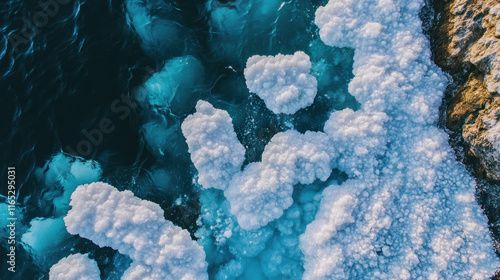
[64,182,208,280]
[196,179,329,279]
[137,55,205,115]
[22,154,102,254]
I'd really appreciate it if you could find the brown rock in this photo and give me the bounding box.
[446,72,492,131]
[463,96,500,180]
[433,0,500,181]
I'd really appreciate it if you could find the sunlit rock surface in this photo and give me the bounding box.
[433,0,500,181]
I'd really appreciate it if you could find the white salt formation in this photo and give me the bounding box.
[299,0,500,278]
[182,101,338,230]
[49,254,100,280]
[183,0,500,277]
[225,130,337,230]
[244,51,318,114]
[63,182,208,280]
[181,100,246,191]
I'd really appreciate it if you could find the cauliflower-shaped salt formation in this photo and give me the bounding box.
[63,182,208,280]
[182,102,338,230]
[244,51,318,114]
[181,100,246,191]
[49,254,100,280]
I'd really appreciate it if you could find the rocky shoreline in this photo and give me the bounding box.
[427,0,500,258]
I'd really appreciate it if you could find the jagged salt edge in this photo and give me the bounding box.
[63,182,208,280]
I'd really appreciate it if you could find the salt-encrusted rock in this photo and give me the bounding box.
[463,97,500,180]
[435,0,499,93]
[433,0,500,181]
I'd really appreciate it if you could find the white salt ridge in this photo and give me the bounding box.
[299,0,500,279]
[63,182,208,280]
[181,100,246,191]
[225,130,337,230]
[182,101,338,230]
[49,253,100,280]
[244,51,318,114]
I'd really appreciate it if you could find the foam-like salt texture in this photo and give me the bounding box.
[298,0,500,278]
[244,51,318,114]
[63,182,208,280]
[225,130,337,229]
[182,101,338,230]
[49,254,100,280]
[181,100,246,191]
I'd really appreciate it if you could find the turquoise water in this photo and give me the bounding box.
[0,0,357,278]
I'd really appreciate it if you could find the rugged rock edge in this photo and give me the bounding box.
[424,0,500,262]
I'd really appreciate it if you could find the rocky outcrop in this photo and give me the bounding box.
[432,0,500,181]
[463,96,500,180]
[428,0,500,262]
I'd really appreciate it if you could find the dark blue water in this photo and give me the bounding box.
[0,0,356,278]
[1,1,151,278]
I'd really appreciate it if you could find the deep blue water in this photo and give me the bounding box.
[0,0,357,279]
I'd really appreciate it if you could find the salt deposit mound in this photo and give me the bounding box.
[63,182,208,280]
